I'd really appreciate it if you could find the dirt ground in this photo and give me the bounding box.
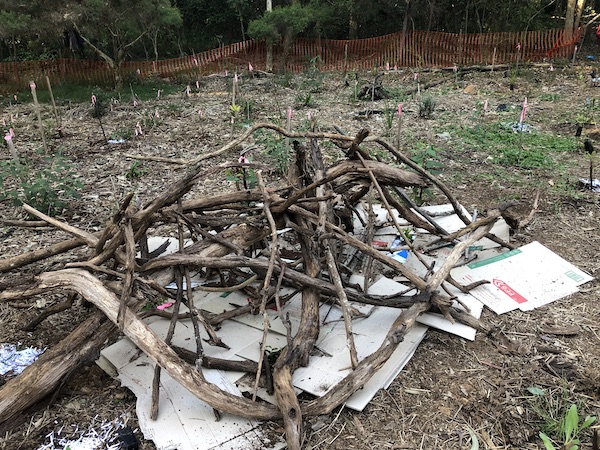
[1,57,600,450]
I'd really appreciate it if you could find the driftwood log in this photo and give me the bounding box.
[0,123,514,449]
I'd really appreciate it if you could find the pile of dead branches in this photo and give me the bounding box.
[0,122,513,449]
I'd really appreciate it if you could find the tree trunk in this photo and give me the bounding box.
[574,0,586,36]
[565,0,577,39]
[266,0,273,71]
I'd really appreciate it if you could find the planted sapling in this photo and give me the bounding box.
[91,93,108,141]
[584,139,596,191]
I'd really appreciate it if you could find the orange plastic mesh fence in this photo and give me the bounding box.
[0,27,582,91]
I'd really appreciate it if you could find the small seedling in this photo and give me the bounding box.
[229,103,242,118]
[295,92,314,108]
[418,95,436,118]
[584,139,595,190]
[528,386,596,450]
[255,130,291,175]
[126,161,146,180]
[91,93,109,141]
[539,404,596,450]
[409,144,444,204]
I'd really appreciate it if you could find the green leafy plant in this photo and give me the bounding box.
[295,92,315,108]
[302,55,325,92]
[383,101,395,132]
[418,95,436,118]
[139,108,163,131]
[255,130,291,175]
[229,103,242,118]
[408,144,444,205]
[444,122,577,170]
[409,144,444,175]
[539,404,595,450]
[528,387,596,450]
[126,161,146,180]
[0,150,83,216]
[225,166,258,190]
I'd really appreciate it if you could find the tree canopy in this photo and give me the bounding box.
[0,0,598,63]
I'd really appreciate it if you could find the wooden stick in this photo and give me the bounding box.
[45,76,63,138]
[29,81,48,154]
[252,170,278,401]
[325,245,358,368]
[0,235,87,273]
[22,203,98,247]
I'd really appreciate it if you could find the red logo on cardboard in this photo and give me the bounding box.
[492,279,528,304]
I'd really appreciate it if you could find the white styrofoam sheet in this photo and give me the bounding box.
[277,275,428,410]
[116,353,283,450]
[99,317,285,450]
[195,289,295,337]
[354,274,480,340]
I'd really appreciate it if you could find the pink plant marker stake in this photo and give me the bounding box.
[157,301,175,310]
[519,97,527,125]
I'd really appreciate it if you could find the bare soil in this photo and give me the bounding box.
[1,62,600,450]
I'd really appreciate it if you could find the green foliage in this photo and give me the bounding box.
[409,143,444,175]
[539,93,561,102]
[383,101,395,131]
[302,56,325,92]
[225,167,257,190]
[418,95,436,118]
[408,143,443,205]
[110,127,133,141]
[138,108,163,131]
[90,92,109,120]
[528,387,596,450]
[386,86,409,103]
[295,92,315,108]
[125,161,146,180]
[3,81,180,107]
[229,103,242,118]
[0,150,83,216]
[255,130,291,175]
[445,122,577,170]
[248,3,317,44]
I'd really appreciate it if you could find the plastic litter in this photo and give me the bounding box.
[0,343,45,376]
[37,415,133,450]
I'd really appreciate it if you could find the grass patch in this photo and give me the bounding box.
[2,79,183,106]
[443,122,577,170]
